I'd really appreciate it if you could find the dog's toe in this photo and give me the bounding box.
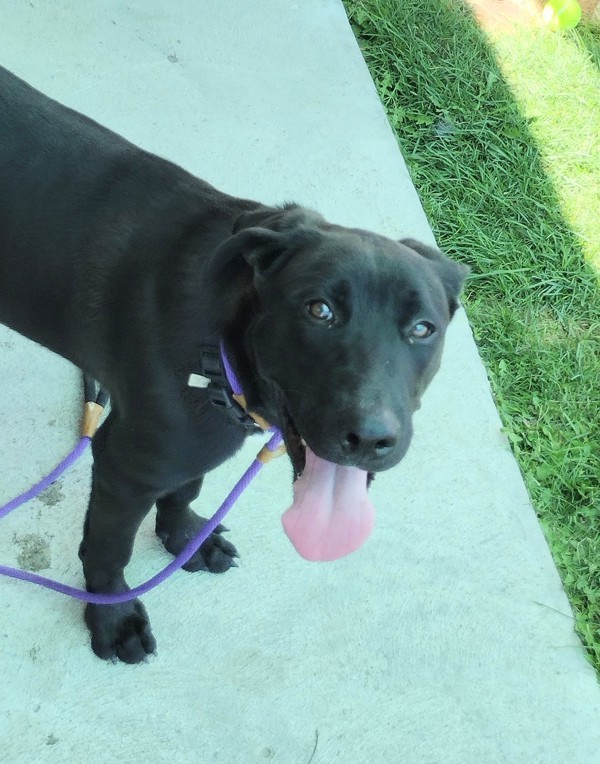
[182,530,240,573]
[85,600,157,664]
[157,510,240,574]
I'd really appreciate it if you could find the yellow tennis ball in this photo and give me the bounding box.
[542,0,582,30]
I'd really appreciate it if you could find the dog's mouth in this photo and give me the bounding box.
[280,405,306,479]
[278,403,375,562]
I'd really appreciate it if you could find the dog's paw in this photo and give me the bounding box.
[84,600,157,664]
[156,510,239,574]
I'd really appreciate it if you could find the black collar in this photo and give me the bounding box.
[188,343,262,432]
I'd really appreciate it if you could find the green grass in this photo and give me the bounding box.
[344,0,600,672]
[493,24,600,274]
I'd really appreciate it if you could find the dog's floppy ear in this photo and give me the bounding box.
[226,205,325,282]
[210,226,309,294]
[239,227,292,277]
[221,223,322,283]
[210,226,286,278]
[217,226,288,277]
[207,227,291,328]
[400,238,470,316]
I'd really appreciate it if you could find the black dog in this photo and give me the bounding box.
[0,66,468,662]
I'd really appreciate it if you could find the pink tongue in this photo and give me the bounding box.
[281,448,375,561]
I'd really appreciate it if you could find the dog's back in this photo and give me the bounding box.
[0,66,247,369]
[0,67,139,353]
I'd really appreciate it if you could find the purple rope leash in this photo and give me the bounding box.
[0,436,91,520]
[0,351,284,604]
[221,342,243,394]
[0,431,282,604]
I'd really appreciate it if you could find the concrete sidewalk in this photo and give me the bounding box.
[1,1,599,762]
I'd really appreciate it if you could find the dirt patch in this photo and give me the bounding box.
[38,481,64,507]
[14,533,51,572]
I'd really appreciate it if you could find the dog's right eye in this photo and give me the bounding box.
[409,320,436,340]
[307,300,334,322]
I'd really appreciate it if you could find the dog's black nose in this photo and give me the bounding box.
[342,415,399,459]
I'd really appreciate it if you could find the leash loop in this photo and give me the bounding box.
[0,363,286,604]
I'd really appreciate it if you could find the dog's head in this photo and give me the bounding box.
[209,205,469,477]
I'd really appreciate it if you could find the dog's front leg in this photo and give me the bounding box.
[80,471,157,663]
[79,416,159,663]
[156,478,239,573]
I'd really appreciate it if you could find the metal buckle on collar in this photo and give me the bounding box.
[199,346,225,384]
[188,344,261,432]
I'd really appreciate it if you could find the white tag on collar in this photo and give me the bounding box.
[187,373,211,389]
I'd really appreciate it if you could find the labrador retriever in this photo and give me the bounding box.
[0,66,468,662]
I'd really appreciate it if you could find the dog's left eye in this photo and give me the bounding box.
[307,300,334,322]
[410,321,435,339]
